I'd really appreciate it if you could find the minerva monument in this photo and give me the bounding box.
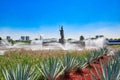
[59,26,65,44]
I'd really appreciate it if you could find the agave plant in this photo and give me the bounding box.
[85,48,108,66]
[92,47,108,59]
[91,49,105,64]
[61,54,78,74]
[91,58,120,80]
[100,47,108,56]
[75,57,86,75]
[2,64,37,80]
[115,50,120,61]
[36,57,64,80]
[84,53,94,68]
[92,50,102,59]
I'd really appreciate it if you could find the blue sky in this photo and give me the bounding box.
[0,0,120,39]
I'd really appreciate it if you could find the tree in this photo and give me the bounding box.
[110,38,113,40]
[20,40,31,44]
[35,38,38,40]
[118,38,120,40]
[0,37,2,40]
[8,39,15,45]
[99,35,104,37]
[91,37,96,40]
[96,35,104,39]
[67,38,72,41]
[95,35,99,39]
[106,38,108,40]
[80,35,84,41]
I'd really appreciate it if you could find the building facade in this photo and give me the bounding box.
[106,40,120,45]
[21,36,30,40]
[21,36,25,40]
[6,36,11,40]
[26,36,30,40]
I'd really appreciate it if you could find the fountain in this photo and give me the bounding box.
[0,39,11,55]
[32,26,106,50]
[85,37,106,49]
[56,26,84,50]
[0,26,107,55]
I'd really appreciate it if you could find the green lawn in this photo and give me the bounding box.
[108,45,120,49]
[0,55,3,60]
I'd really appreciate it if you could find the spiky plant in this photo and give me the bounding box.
[91,49,105,64]
[75,57,86,75]
[92,47,108,59]
[115,50,120,61]
[61,54,78,75]
[91,58,120,80]
[98,47,108,59]
[85,48,108,66]
[100,47,108,55]
[92,50,101,59]
[36,57,64,80]
[84,53,93,68]
[2,64,37,80]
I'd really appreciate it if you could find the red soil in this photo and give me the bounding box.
[57,56,110,80]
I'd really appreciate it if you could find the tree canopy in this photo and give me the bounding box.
[0,37,2,40]
[80,35,84,41]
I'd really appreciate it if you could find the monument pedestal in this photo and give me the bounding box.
[59,39,65,44]
[80,41,85,48]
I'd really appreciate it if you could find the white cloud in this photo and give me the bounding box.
[64,22,120,39]
[0,22,120,40]
[0,27,39,40]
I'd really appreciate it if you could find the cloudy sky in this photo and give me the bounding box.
[0,0,120,40]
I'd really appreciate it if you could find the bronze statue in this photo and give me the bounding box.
[59,25,65,44]
[60,26,64,39]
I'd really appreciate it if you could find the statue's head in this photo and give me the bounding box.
[61,26,63,30]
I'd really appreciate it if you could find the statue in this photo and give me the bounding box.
[59,25,65,44]
[60,26,64,39]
